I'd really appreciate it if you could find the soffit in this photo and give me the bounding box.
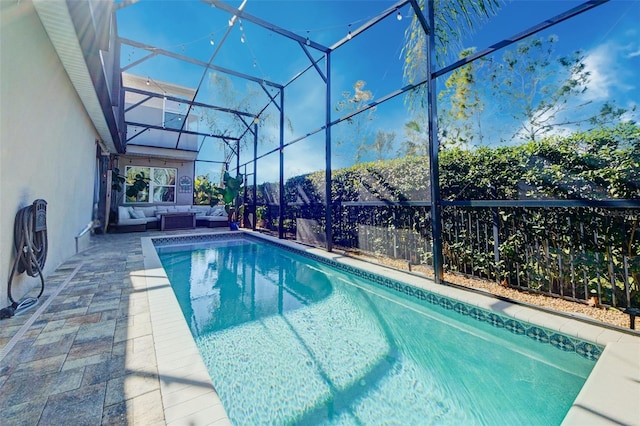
[124,145,198,161]
[123,73,196,99]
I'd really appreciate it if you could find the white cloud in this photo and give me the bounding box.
[620,101,640,123]
[582,45,615,100]
[513,106,571,141]
[582,41,636,101]
[627,49,640,58]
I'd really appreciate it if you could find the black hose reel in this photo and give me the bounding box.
[0,199,48,319]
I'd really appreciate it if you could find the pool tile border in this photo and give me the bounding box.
[152,232,603,361]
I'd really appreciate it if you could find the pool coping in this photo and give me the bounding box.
[141,230,640,425]
[141,235,231,425]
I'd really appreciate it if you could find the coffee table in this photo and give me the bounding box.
[160,212,196,231]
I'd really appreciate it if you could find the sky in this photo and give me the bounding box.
[116,0,640,184]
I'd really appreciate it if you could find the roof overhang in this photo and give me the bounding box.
[33,0,123,153]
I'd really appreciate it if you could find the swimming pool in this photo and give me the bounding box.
[154,234,601,425]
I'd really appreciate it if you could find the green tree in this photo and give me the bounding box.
[438,47,485,148]
[335,80,376,162]
[489,36,585,141]
[200,73,251,162]
[521,122,640,199]
[194,174,216,205]
[402,118,429,157]
[201,73,289,163]
[402,0,501,112]
[487,36,631,142]
[369,130,396,161]
[588,101,634,129]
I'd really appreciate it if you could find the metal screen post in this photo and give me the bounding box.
[426,0,444,282]
[491,185,500,281]
[253,122,258,231]
[325,52,333,251]
[278,89,285,239]
[236,139,240,175]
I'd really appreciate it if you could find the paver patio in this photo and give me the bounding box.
[0,229,220,425]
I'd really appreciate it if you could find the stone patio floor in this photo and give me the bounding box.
[0,228,221,425]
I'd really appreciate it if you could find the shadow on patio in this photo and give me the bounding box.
[0,229,217,424]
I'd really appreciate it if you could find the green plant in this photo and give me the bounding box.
[213,171,244,219]
[111,166,150,203]
[256,205,267,221]
[111,167,125,192]
[125,171,149,200]
[194,174,216,205]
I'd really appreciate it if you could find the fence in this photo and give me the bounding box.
[273,202,640,309]
[441,205,640,309]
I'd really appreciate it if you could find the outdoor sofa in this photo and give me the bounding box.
[115,204,228,232]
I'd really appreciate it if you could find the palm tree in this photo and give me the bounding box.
[402,0,501,112]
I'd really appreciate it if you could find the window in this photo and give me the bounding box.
[163,111,185,131]
[163,97,190,131]
[151,167,176,202]
[125,166,176,203]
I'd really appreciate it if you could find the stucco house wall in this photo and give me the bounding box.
[0,0,99,308]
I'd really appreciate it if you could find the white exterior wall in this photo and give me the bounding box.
[0,0,98,308]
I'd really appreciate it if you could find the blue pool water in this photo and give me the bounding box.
[156,236,599,425]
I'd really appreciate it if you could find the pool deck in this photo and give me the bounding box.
[0,229,638,425]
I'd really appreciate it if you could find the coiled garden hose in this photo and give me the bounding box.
[0,200,48,319]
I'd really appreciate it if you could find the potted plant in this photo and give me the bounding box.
[213,171,243,230]
[111,167,149,202]
[256,205,267,229]
[110,167,149,224]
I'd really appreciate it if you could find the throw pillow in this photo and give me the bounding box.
[141,206,156,217]
[118,206,131,220]
[131,209,146,219]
